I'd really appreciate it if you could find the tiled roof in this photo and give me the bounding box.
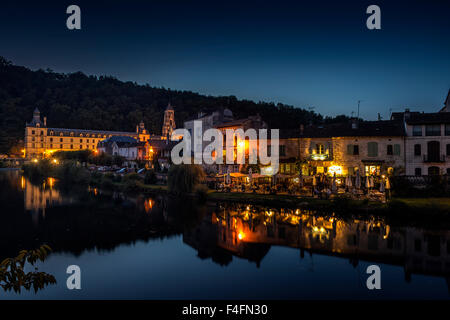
[298,120,405,138]
[391,111,450,124]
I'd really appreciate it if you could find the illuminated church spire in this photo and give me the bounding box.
[162,103,175,139]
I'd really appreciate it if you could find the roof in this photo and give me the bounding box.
[46,127,138,137]
[98,136,142,148]
[391,111,450,124]
[299,120,405,138]
[166,103,174,111]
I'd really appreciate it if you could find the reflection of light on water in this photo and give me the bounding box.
[144,199,154,213]
[48,178,54,189]
[21,176,26,190]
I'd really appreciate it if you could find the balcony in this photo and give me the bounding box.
[308,153,331,161]
[423,154,445,163]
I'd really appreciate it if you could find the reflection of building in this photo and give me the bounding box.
[23,177,69,226]
[186,204,450,279]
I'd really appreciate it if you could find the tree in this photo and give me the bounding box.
[168,164,206,195]
[0,245,56,293]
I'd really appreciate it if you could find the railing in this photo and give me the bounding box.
[423,154,445,162]
[308,153,331,161]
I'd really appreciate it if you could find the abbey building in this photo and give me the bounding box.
[24,105,176,160]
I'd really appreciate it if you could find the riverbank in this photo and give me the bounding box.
[18,162,450,217]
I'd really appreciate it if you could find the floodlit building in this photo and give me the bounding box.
[392,90,450,175]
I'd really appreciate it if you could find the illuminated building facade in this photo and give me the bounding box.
[24,107,174,159]
[298,119,405,176]
[391,90,450,175]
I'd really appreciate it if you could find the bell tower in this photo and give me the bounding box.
[162,103,176,139]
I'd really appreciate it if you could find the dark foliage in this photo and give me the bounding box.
[0,57,349,153]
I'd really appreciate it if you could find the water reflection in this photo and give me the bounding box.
[183,204,450,284]
[1,169,450,296]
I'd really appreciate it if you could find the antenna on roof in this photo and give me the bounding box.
[357,100,362,119]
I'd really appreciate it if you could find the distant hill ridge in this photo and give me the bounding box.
[0,56,348,154]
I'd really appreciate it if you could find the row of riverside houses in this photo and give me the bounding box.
[183,89,450,177]
[25,89,450,176]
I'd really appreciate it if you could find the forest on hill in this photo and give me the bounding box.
[0,56,349,154]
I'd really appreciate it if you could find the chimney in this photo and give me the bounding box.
[43,116,47,127]
[404,108,411,120]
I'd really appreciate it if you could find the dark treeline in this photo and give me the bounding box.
[0,56,349,153]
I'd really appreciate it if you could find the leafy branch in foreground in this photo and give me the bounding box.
[0,245,57,293]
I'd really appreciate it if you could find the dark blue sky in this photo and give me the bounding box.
[1,0,449,120]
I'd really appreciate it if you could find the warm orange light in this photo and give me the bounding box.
[32,158,38,163]
[238,231,245,240]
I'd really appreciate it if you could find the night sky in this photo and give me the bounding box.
[1,0,449,120]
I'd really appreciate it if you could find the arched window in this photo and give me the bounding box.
[428,166,440,175]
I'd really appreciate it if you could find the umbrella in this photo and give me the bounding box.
[331,173,337,193]
[248,168,253,185]
[385,177,391,190]
[355,171,361,189]
[226,166,231,184]
[379,178,385,192]
[346,175,353,188]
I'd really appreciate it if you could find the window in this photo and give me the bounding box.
[279,145,286,157]
[80,139,83,143]
[414,144,421,156]
[425,124,441,136]
[316,144,325,154]
[60,138,63,142]
[393,144,400,156]
[49,137,53,142]
[70,144,73,149]
[428,166,440,175]
[387,145,393,155]
[347,144,359,155]
[50,144,53,148]
[31,130,35,135]
[447,144,450,156]
[415,168,422,176]
[60,144,63,149]
[446,124,450,136]
[413,125,422,136]
[367,142,378,157]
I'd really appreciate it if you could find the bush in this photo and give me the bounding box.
[194,184,209,203]
[54,160,90,184]
[22,159,54,182]
[123,173,143,183]
[123,179,142,193]
[144,170,157,184]
[168,164,206,195]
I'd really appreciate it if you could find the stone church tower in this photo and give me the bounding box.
[162,103,176,138]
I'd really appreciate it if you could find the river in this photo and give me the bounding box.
[0,169,449,299]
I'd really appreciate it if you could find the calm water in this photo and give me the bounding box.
[0,169,449,300]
